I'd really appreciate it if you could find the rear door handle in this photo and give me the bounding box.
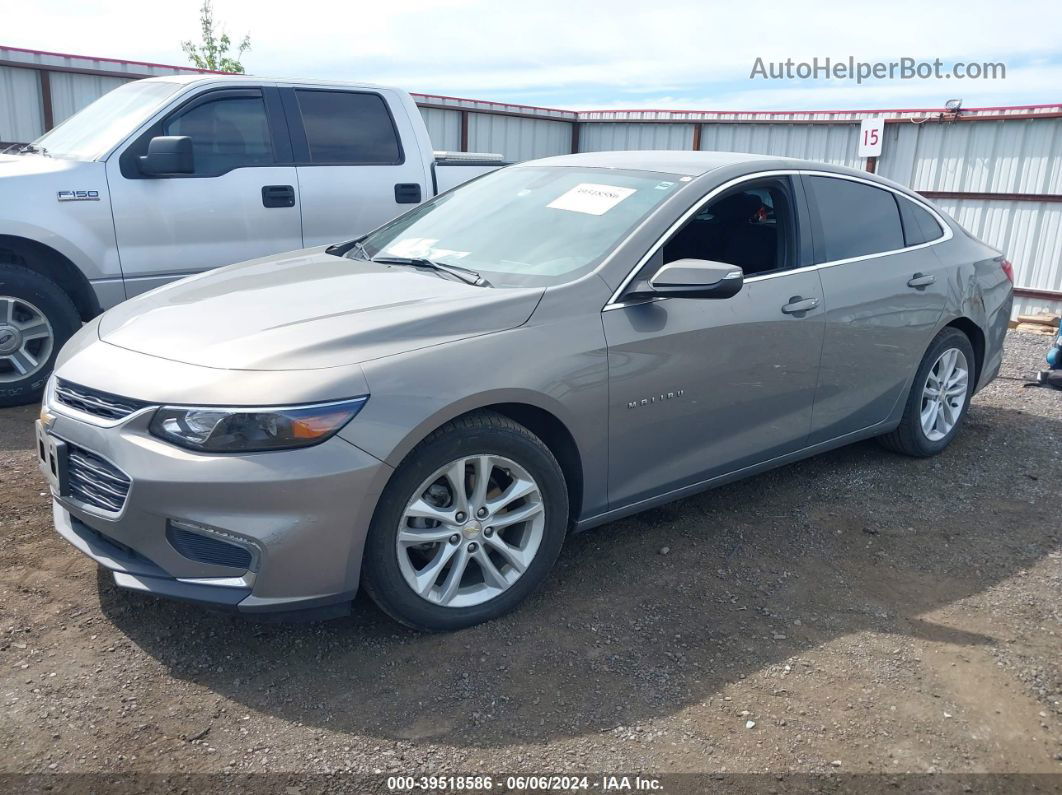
[907,273,936,288]
[261,184,295,208]
[781,296,820,315]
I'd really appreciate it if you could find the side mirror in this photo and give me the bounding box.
[637,258,744,299]
[138,136,194,176]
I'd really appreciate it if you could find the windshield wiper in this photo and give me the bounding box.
[372,256,491,287]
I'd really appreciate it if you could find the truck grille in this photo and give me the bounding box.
[55,379,148,421]
[66,445,131,514]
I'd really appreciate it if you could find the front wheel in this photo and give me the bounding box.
[0,264,81,407]
[361,411,569,631]
[878,326,976,457]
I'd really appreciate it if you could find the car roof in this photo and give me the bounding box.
[529,149,886,179]
[525,150,921,196]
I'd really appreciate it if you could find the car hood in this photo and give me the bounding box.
[97,247,545,370]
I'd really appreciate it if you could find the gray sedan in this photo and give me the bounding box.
[36,151,1013,630]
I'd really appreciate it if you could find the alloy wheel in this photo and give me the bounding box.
[920,347,969,441]
[0,296,54,383]
[396,454,546,608]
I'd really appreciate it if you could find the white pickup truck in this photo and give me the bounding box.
[0,75,504,405]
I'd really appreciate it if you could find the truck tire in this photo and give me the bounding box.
[0,263,81,407]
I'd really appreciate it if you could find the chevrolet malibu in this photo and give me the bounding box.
[37,151,1013,631]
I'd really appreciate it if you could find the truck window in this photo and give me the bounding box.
[294,90,402,165]
[164,96,274,176]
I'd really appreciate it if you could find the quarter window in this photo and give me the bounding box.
[163,95,274,175]
[663,181,795,276]
[294,90,402,164]
[807,176,904,261]
[897,195,944,246]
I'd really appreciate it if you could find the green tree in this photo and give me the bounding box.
[181,0,251,73]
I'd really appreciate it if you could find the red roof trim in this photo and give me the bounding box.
[0,44,227,74]
[411,91,578,117]
[580,102,1062,115]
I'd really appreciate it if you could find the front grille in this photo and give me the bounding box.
[66,444,131,514]
[167,526,253,570]
[55,379,148,421]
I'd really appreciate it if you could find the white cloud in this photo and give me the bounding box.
[8,0,1062,109]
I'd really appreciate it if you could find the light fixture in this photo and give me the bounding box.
[944,98,963,113]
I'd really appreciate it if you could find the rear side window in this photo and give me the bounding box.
[808,176,904,261]
[163,95,274,175]
[294,90,402,164]
[897,196,944,246]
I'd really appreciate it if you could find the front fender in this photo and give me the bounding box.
[0,159,120,283]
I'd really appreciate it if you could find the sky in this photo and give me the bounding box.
[10,0,1062,111]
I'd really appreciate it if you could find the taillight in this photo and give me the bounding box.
[1001,259,1014,283]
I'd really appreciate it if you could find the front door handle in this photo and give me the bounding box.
[781,296,820,315]
[907,272,936,288]
[261,184,295,208]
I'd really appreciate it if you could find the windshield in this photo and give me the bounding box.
[30,80,183,160]
[357,166,683,287]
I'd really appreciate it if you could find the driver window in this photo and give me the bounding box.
[662,181,795,276]
[163,95,274,176]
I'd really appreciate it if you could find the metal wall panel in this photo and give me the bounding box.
[0,65,43,141]
[49,72,133,125]
[411,92,577,121]
[933,198,1062,296]
[0,45,207,78]
[879,118,1062,194]
[578,123,694,152]
[419,106,462,152]
[467,113,571,160]
[699,122,864,168]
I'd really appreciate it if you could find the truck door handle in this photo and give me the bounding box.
[907,273,936,288]
[781,296,820,315]
[261,185,295,208]
[394,183,423,204]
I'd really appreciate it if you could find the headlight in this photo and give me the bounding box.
[148,397,368,453]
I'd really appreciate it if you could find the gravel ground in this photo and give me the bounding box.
[0,332,1060,786]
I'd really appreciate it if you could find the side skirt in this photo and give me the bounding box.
[572,418,897,534]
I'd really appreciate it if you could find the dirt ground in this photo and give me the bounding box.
[0,332,1060,786]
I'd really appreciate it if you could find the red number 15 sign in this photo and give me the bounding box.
[859,117,885,158]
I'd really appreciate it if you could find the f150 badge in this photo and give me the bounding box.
[57,190,100,202]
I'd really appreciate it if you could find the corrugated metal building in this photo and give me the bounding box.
[1,45,1059,315]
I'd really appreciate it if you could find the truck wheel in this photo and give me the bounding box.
[361,411,569,631]
[0,264,81,407]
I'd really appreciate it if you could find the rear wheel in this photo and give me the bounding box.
[878,327,975,457]
[361,411,568,631]
[0,264,80,407]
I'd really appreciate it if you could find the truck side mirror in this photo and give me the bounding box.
[138,136,194,176]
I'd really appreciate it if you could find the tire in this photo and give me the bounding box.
[361,411,569,631]
[878,326,976,457]
[0,264,81,408]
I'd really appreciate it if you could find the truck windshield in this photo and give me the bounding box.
[30,80,183,160]
[358,166,683,287]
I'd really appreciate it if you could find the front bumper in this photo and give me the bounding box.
[39,401,393,614]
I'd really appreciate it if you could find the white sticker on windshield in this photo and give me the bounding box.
[547,183,637,216]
